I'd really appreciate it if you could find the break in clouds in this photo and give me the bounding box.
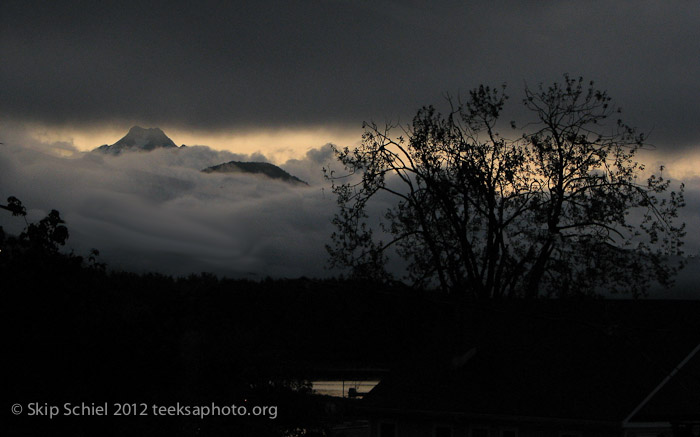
[0,126,343,279]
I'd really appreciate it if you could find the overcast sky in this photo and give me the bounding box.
[2,1,700,152]
[1,1,698,292]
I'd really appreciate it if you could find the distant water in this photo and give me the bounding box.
[311,380,380,398]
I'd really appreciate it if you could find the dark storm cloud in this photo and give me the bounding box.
[2,0,700,150]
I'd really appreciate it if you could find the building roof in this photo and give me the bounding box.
[628,343,700,423]
[363,300,700,423]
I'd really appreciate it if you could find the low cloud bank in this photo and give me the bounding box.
[0,127,697,298]
[0,128,341,278]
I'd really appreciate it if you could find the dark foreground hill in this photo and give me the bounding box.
[3,217,698,435]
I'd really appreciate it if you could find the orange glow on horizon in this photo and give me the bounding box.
[23,123,363,164]
[16,122,700,179]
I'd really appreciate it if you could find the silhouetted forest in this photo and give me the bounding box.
[4,200,699,436]
[1,202,460,435]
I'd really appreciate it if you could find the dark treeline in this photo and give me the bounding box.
[2,207,459,435]
[4,200,699,436]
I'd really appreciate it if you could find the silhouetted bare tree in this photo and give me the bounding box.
[326,75,685,298]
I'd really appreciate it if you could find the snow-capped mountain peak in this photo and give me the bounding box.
[93,126,178,154]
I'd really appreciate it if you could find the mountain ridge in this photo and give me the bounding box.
[93,126,179,154]
[93,126,308,185]
[202,161,308,185]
